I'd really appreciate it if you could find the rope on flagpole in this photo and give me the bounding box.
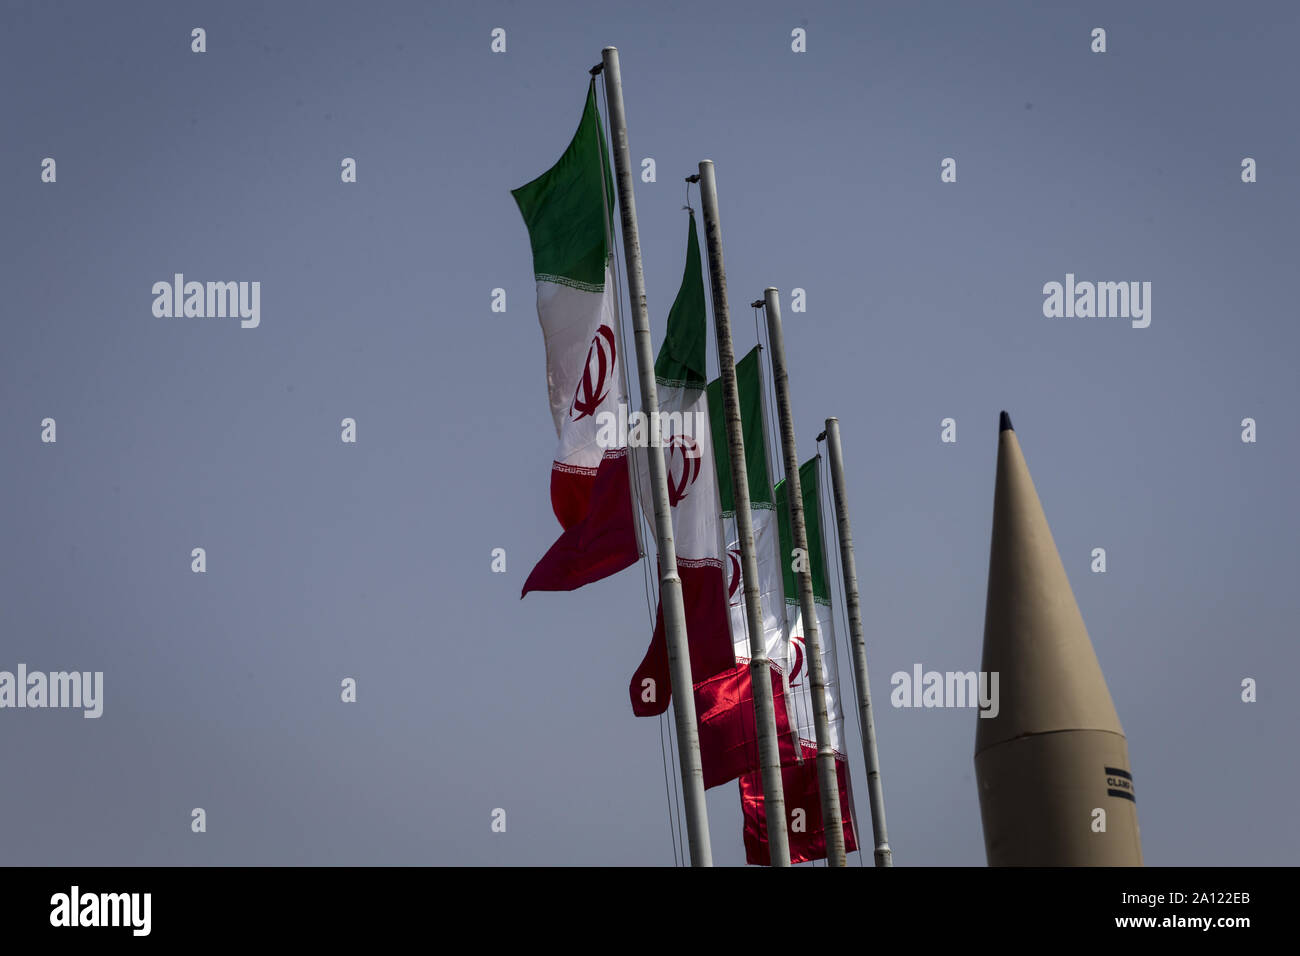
[593,69,683,866]
[818,441,867,866]
[658,705,681,866]
[592,74,657,619]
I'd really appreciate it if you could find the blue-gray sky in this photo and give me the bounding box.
[1,0,1296,865]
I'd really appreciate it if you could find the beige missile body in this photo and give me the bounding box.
[974,413,1142,866]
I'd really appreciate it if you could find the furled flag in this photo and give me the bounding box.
[626,214,796,788]
[740,458,859,864]
[512,82,640,595]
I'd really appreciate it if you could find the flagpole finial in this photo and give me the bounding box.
[1000,410,1014,432]
[750,299,763,308]
[816,430,827,442]
[684,173,700,183]
[589,63,603,75]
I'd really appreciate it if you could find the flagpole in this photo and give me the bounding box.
[600,46,712,868]
[697,160,791,867]
[821,417,893,867]
[760,287,847,867]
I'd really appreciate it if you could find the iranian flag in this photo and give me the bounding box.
[512,82,640,596]
[776,459,848,756]
[694,659,798,789]
[740,457,859,864]
[628,213,736,716]
[741,741,858,865]
[710,347,792,681]
[625,214,795,788]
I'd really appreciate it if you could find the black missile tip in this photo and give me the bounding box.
[1000,411,1014,432]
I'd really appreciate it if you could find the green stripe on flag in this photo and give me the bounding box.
[709,347,774,514]
[776,458,830,603]
[654,213,708,389]
[510,81,614,290]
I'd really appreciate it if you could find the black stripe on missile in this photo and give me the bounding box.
[1107,788,1137,802]
[1105,767,1133,781]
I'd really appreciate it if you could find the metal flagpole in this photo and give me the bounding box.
[697,160,791,867]
[821,417,893,867]
[600,47,712,867]
[761,287,847,867]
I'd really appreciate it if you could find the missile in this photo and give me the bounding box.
[974,412,1142,866]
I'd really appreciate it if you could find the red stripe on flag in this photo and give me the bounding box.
[740,745,859,865]
[695,660,799,789]
[521,450,639,595]
[549,461,596,530]
[629,562,736,716]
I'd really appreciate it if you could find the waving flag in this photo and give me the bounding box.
[740,741,857,865]
[741,458,859,864]
[513,82,640,595]
[777,460,847,755]
[629,213,736,714]
[710,348,791,680]
[625,214,798,789]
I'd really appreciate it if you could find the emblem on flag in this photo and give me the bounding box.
[665,433,703,506]
[570,325,617,421]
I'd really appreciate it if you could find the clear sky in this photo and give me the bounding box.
[2,0,1296,865]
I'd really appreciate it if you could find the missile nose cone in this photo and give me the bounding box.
[978,425,1122,749]
[974,424,1142,865]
